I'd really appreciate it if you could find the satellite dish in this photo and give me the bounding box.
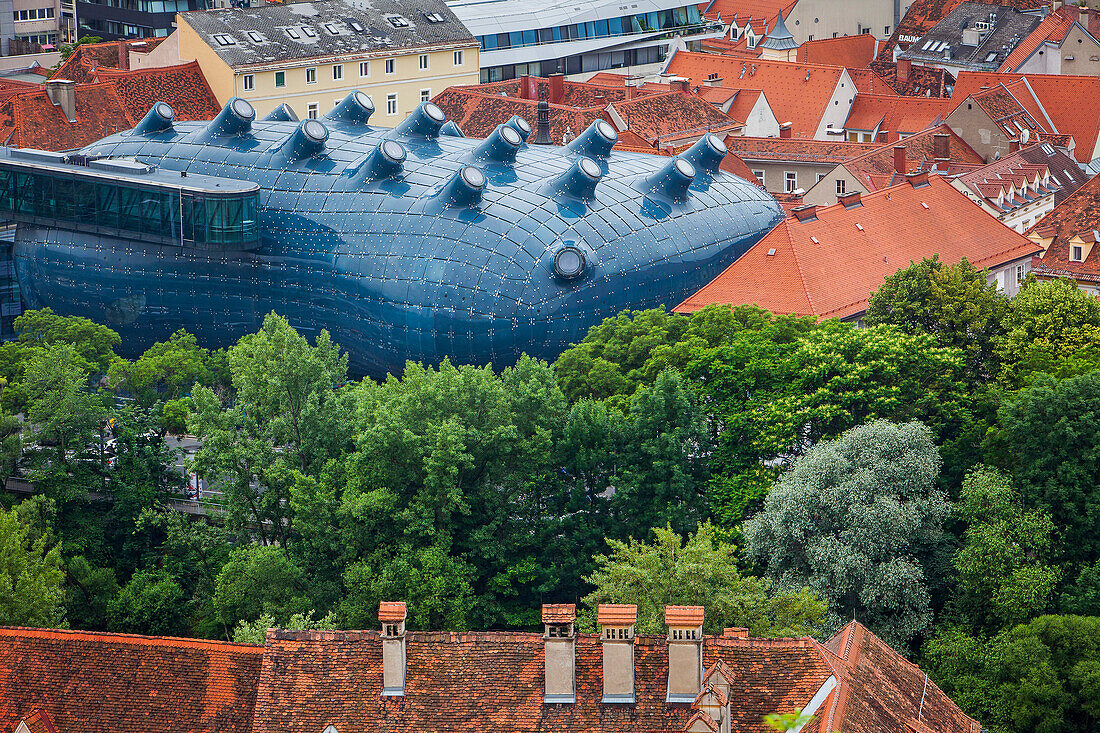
[1020,129,1031,144]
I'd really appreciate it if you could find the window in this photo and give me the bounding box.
[418,54,429,70]
[1072,245,1084,261]
[385,58,395,74]
[785,171,797,192]
[453,49,464,66]
[836,179,846,195]
[332,63,343,80]
[247,30,263,42]
[425,12,445,22]
[388,15,409,28]
[753,170,765,185]
[885,25,890,35]
[274,71,286,87]
[420,88,431,102]
[747,34,756,48]
[1016,264,1024,286]
[350,21,364,32]
[359,60,370,77]
[285,27,300,39]
[301,26,316,37]
[213,33,235,46]
[807,34,813,41]
[307,103,318,119]
[546,624,570,638]
[14,7,54,21]
[386,93,397,115]
[817,173,826,183]
[306,67,317,84]
[242,74,254,91]
[384,624,399,637]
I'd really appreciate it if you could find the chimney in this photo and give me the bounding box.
[519,75,531,100]
[896,57,910,83]
[907,170,930,187]
[1009,138,1020,153]
[549,73,564,105]
[599,604,637,703]
[45,79,77,123]
[933,132,950,166]
[665,605,704,703]
[838,190,862,208]
[792,203,818,222]
[723,628,749,638]
[532,100,553,145]
[779,122,792,139]
[703,76,724,87]
[379,601,407,696]
[117,39,130,71]
[542,604,576,703]
[670,77,690,94]
[893,144,907,175]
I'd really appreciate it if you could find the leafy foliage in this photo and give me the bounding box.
[0,498,65,627]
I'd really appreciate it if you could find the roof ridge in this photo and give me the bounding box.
[780,220,816,315]
[0,625,263,651]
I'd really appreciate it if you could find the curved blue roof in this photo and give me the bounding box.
[12,95,782,376]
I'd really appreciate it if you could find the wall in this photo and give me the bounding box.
[129,31,180,69]
[786,0,895,43]
[812,69,856,140]
[803,162,871,205]
[11,0,59,44]
[742,160,836,194]
[944,101,1009,163]
[740,92,779,137]
[176,14,235,104]
[987,253,1031,296]
[0,49,57,70]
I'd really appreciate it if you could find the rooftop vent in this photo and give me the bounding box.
[131,101,175,136]
[440,120,465,137]
[393,102,446,139]
[276,119,329,161]
[472,124,522,164]
[325,90,374,125]
[442,165,486,207]
[505,115,531,142]
[680,133,726,175]
[564,119,618,159]
[262,103,298,123]
[201,97,255,139]
[90,158,154,175]
[550,156,603,200]
[645,157,697,202]
[359,139,407,181]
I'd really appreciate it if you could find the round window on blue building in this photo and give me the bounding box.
[554,246,586,280]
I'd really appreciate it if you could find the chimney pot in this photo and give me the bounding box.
[1009,138,1020,153]
[542,604,576,703]
[779,122,793,139]
[379,602,407,696]
[532,100,552,145]
[893,144,907,175]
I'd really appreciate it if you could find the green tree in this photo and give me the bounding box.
[744,420,949,649]
[213,544,310,629]
[951,466,1061,631]
[63,555,119,631]
[581,523,825,638]
[0,499,65,627]
[232,609,337,644]
[111,568,189,636]
[996,371,1100,566]
[866,256,1008,378]
[107,329,209,407]
[56,34,102,62]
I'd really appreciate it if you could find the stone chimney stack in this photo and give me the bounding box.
[45,79,77,123]
[549,73,565,105]
[379,601,407,696]
[542,604,576,703]
[665,605,704,703]
[598,604,637,703]
[118,39,130,71]
[893,144,907,175]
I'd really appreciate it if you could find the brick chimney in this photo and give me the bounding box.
[549,73,564,105]
[670,78,691,94]
[379,601,407,696]
[907,170,930,187]
[779,122,792,139]
[45,79,77,123]
[543,604,576,703]
[893,144,907,175]
[896,57,910,83]
[599,604,637,703]
[933,132,950,166]
[519,75,532,100]
[838,190,862,208]
[792,203,818,222]
[118,39,129,71]
[1009,138,1020,153]
[665,605,704,703]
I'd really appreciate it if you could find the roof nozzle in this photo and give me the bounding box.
[472,124,523,164]
[680,133,727,175]
[131,101,175,136]
[565,119,618,159]
[646,157,697,202]
[202,97,255,138]
[551,156,602,200]
[325,90,374,125]
[393,101,447,139]
[360,139,407,180]
[442,165,486,207]
[441,120,466,137]
[262,103,298,122]
[276,119,329,161]
[505,115,532,142]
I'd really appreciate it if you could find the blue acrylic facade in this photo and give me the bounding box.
[12,94,782,377]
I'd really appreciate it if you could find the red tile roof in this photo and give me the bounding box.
[51,38,166,83]
[598,604,639,625]
[951,71,1100,163]
[432,87,604,143]
[0,626,263,733]
[675,175,1039,320]
[0,77,44,104]
[720,150,764,183]
[608,92,743,145]
[666,606,705,626]
[664,53,848,138]
[840,124,983,191]
[701,0,796,30]
[844,68,900,96]
[724,136,879,164]
[952,147,1062,212]
[91,61,220,122]
[1029,173,1100,282]
[542,604,576,624]
[15,708,57,733]
[379,601,408,622]
[796,35,878,68]
[0,82,135,151]
[844,93,954,137]
[998,10,1076,71]
[877,0,1045,61]
[867,61,955,97]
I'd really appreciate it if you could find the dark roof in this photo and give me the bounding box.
[51,38,166,83]
[899,1,1045,71]
[758,10,798,51]
[1017,140,1089,205]
[0,627,263,733]
[723,136,879,165]
[877,0,1045,62]
[840,124,984,191]
[1030,173,1100,281]
[868,60,955,96]
[431,87,604,143]
[179,0,476,69]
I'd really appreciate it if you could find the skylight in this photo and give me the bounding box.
[213,33,235,46]
[984,52,997,62]
[425,12,445,22]
[350,21,364,31]
[388,15,410,28]
[285,27,300,38]
[302,26,317,37]
[247,31,263,42]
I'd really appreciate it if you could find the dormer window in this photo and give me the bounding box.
[1073,245,1084,262]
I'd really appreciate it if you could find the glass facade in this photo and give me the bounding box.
[475,5,701,51]
[0,165,259,250]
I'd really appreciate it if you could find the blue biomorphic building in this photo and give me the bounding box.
[4,94,782,376]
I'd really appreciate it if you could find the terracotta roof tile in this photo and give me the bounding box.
[675,175,1040,320]
[1029,173,1100,282]
[719,150,761,183]
[0,626,262,733]
[0,82,134,151]
[868,61,955,97]
[664,53,847,138]
[609,92,742,144]
[51,38,166,83]
[845,68,901,96]
[702,0,796,30]
[844,94,954,136]
[542,604,576,623]
[91,61,220,122]
[796,35,878,68]
[665,606,705,626]
[998,10,1076,71]
[16,708,57,733]
[379,601,408,622]
[598,605,639,625]
[840,124,983,191]
[724,136,878,164]
[0,77,43,104]
[432,87,603,143]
